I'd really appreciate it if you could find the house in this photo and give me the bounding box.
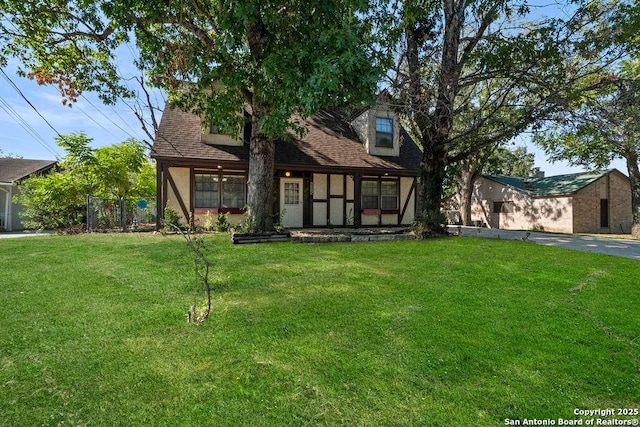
[0,158,57,231]
[151,100,421,229]
[470,169,633,234]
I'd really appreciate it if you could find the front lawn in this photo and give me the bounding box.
[0,234,638,426]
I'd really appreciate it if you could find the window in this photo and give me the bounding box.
[195,174,219,208]
[284,182,300,205]
[195,173,245,209]
[362,179,399,211]
[375,117,393,148]
[361,180,379,209]
[493,201,514,214]
[222,176,245,209]
[600,199,609,228]
[381,181,398,210]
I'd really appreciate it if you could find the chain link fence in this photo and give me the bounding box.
[86,196,157,232]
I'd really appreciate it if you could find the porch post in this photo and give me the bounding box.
[353,172,362,227]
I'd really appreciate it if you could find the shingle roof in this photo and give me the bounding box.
[484,169,623,197]
[152,106,421,174]
[0,158,57,183]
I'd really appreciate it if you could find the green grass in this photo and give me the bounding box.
[1,234,638,426]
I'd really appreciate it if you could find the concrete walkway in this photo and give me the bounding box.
[447,226,640,261]
[0,230,54,239]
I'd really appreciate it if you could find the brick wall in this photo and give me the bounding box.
[573,171,632,234]
[572,178,600,233]
[609,172,633,233]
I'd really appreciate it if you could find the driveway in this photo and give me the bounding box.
[447,226,640,261]
[0,230,54,239]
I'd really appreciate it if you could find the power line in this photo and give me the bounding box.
[72,100,122,140]
[0,95,61,158]
[0,68,65,142]
[79,93,140,140]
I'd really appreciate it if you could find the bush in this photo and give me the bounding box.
[162,207,183,231]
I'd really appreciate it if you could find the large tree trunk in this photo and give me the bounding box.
[246,105,275,233]
[415,0,463,235]
[458,161,476,226]
[626,152,640,238]
[417,143,448,235]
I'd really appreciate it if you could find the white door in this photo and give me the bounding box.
[280,178,304,228]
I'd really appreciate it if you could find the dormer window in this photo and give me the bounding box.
[375,117,393,148]
[350,103,400,157]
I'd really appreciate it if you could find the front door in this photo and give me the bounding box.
[280,178,304,228]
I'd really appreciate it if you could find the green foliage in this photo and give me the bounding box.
[386,0,627,231]
[16,134,155,230]
[533,59,640,237]
[15,171,89,230]
[534,65,640,170]
[0,0,385,138]
[484,146,535,177]
[201,211,230,233]
[0,0,387,232]
[233,211,255,234]
[162,207,183,231]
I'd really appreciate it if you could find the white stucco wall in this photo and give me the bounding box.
[313,202,327,226]
[313,174,327,199]
[330,199,343,226]
[313,173,328,226]
[166,167,191,222]
[361,214,379,226]
[400,177,415,224]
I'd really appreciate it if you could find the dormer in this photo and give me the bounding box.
[200,110,251,147]
[350,100,401,157]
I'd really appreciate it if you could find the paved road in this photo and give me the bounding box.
[447,226,640,261]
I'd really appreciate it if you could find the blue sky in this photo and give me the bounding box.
[0,56,161,160]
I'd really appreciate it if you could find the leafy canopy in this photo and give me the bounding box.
[0,0,386,137]
[16,134,155,229]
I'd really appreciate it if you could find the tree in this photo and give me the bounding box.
[534,1,640,237]
[0,0,385,232]
[535,66,640,237]
[453,144,534,225]
[15,134,155,230]
[0,148,21,158]
[384,0,625,235]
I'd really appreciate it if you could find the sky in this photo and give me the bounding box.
[0,3,629,177]
[0,53,167,162]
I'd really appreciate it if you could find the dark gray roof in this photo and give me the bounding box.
[0,158,57,183]
[152,106,422,175]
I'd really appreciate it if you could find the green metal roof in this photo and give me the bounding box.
[483,169,618,197]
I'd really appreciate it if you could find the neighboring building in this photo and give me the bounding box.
[151,100,421,229]
[0,158,57,231]
[470,169,633,234]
